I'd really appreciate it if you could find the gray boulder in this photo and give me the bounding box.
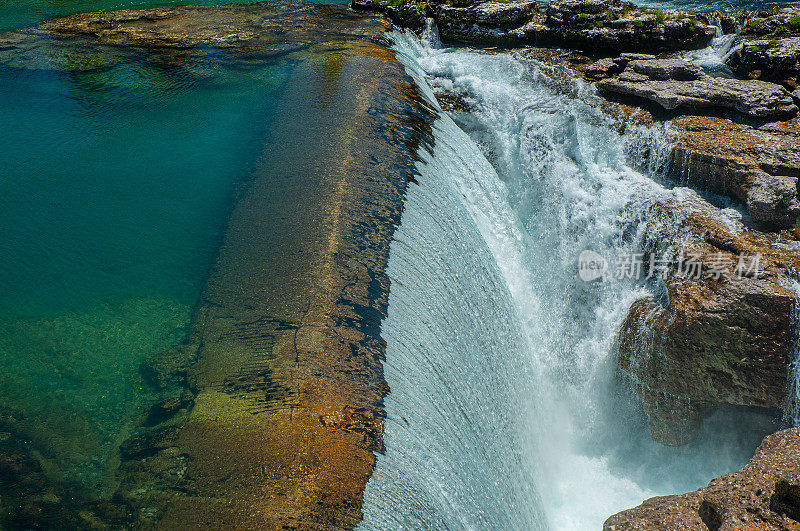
[626,57,703,80]
[437,1,538,30]
[729,37,800,86]
[594,57,799,118]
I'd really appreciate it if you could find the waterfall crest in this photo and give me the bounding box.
[360,33,779,530]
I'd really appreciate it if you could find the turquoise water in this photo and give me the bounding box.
[0,49,292,488]
[0,0,347,33]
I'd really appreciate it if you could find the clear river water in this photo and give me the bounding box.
[0,0,786,527]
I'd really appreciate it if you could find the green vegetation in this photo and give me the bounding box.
[769,38,779,47]
[593,20,604,28]
[747,45,760,53]
[633,19,643,28]
[789,16,800,30]
[578,13,588,22]
[747,19,760,29]
[779,195,795,208]
[414,1,424,15]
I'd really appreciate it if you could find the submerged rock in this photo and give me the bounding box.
[605,428,800,529]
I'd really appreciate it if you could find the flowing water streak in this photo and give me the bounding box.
[682,15,742,71]
[785,281,800,427]
[361,32,778,530]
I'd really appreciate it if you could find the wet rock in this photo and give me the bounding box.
[594,57,799,119]
[616,190,800,445]
[667,115,800,227]
[541,0,716,53]
[436,1,538,42]
[352,0,714,52]
[605,428,800,529]
[729,37,800,88]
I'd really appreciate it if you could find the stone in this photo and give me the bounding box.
[605,428,800,530]
[542,0,716,53]
[595,57,799,119]
[728,37,800,87]
[626,57,703,80]
[667,115,800,227]
[352,0,715,52]
[437,1,538,30]
[616,190,800,445]
[435,0,539,42]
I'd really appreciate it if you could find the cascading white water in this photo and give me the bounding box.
[682,15,742,71]
[785,282,800,427]
[361,33,779,530]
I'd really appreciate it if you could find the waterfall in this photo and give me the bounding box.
[360,33,777,530]
[786,282,800,427]
[682,15,742,71]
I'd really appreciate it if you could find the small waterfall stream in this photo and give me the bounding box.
[682,15,742,72]
[360,33,779,529]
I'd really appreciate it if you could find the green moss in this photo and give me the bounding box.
[789,16,800,30]
[633,19,643,28]
[578,13,588,22]
[779,194,795,208]
[769,38,780,47]
[747,45,760,53]
[593,20,604,28]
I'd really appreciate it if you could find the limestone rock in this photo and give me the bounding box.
[542,0,716,53]
[436,0,539,42]
[729,37,800,87]
[437,1,538,30]
[738,4,800,40]
[352,0,715,52]
[595,57,799,118]
[667,115,800,227]
[605,428,800,530]
[616,191,800,445]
